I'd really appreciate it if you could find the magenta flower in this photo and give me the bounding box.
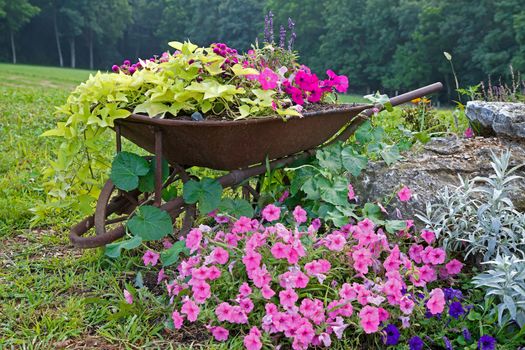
[142,250,160,266]
[210,326,229,341]
[211,247,229,265]
[293,205,307,224]
[181,300,200,322]
[464,127,474,138]
[421,230,435,244]
[289,86,304,105]
[347,183,356,200]
[262,204,281,222]
[279,288,298,309]
[244,327,263,350]
[326,70,349,93]
[172,310,183,329]
[123,289,133,304]
[185,228,202,253]
[397,186,412,202]
[445,259,464,275]
[258,67,279,90]
[157,268,166,284]
[359,305,380,333]
[111,65,119,72]
[427,288,445,314]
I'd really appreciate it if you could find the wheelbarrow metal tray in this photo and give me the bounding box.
[116,104,372,170]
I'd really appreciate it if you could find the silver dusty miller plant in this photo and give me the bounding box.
[472,254,525,327]
[417,150,525,262]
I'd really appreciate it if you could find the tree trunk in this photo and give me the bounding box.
[10,30,16,64]
[69,37,76,68]
[88,30,94,70]
[53,11,64,67]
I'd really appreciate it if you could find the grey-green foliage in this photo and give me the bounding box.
[472,254,525,327]
[417,150,525,262]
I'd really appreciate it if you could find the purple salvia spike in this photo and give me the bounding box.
[279,25,286,48]
[269,11,274,43]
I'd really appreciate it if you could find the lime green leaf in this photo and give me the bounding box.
[231,64,259,76]
[218,198,254,218]
[161,241,190,267]
[110,152,150,191]
[105,236,142,258]
[183,178,223,214]
[127,205,173,241]
[168,41,183,50]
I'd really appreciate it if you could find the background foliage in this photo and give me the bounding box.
[1,0,525,98]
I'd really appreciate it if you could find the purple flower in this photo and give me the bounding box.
[449,301,465,319]
[111,65,119,73]
[478,335,496,350]
[463,328,472,342]
[444,288,463,301]
[279,25,286,48]
[443,336,453,350]
[287,17,295,50]
[382,324,400,346]
[408,336,424,350]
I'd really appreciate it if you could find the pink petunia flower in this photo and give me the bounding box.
[210,326,229,341]
[293,205,308,224]
[185,229,202,253]
[244,327,263,350]
[172,310,183,329]
[397,186,412,202]
[142,250,160,266]
[464,127,474,138]
[258,68,279,90]
[261,204,281,222]
[427,288,445,315]
[325,232,347,251]
[359,305,380,333]
[445,259,464,275]
[210,247,229,265]
[279,288,299,309]
[271,242,290,259]
[348,183,356,200]
[181,299,200,322]
[157,268,166,284]
[123,289,133,304]
[421,230,436,244]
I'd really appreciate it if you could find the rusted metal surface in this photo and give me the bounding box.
[116,104,372,170]
[69,82,443,248]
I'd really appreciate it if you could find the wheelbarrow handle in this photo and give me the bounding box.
[388,82,443,108]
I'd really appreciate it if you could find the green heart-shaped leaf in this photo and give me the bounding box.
[110,152,150,191]
[183,178,222,214]
[161,241,190,267]
[127,205,173,241]
[105,235,143,258]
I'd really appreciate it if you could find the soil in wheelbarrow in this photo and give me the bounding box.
[171,102,362,121]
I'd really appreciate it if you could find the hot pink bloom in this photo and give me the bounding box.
[185,229,202,253]
[157,268,166,284]
[399,297,415,315]
[262,204,281,222]
[191,280,211,303]
[261,284,276,299]
[409,244,424,264]
[216,302,233,322]
[171,310,183,329]
[419,264,437,282]
[242,250,262,271]
[206,266,221,280]
[325,232,347,251]
[359,305,380,333]
[271,242,289,259]
[123,289,133,304]
[464,127,474,138]
[354,259,370,275]
[397,186,412,202]
[339,283,357,300]
[296,321,315,344]
[326,70,349,93]
[239,298,255,313]
[348,183,356,200]
[421,230,436,244]
[181,300,200,322]
[258,67,279,90]
[428,247,446,265]
[307,86,323,103]
[142,250,160,266]
[278,189,290,202]
[244,327,263,350]
[211,247,229,265]
[293,206,307,224]
[279,288,299,309]
[427,288,445,315]
[290,86,305,105]
[445,259,464,275]
[210,326,229,341]
[239,282,252,297]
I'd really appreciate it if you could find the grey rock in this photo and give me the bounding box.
[466,101,525,140]
[353,136,525,222]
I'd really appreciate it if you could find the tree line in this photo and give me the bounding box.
[1,0,524,96]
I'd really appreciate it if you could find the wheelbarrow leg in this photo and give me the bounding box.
[154,128,163,207]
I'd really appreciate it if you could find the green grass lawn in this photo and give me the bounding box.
[0,64,211,349]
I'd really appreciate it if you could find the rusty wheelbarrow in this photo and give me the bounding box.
[70,82,443,248]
